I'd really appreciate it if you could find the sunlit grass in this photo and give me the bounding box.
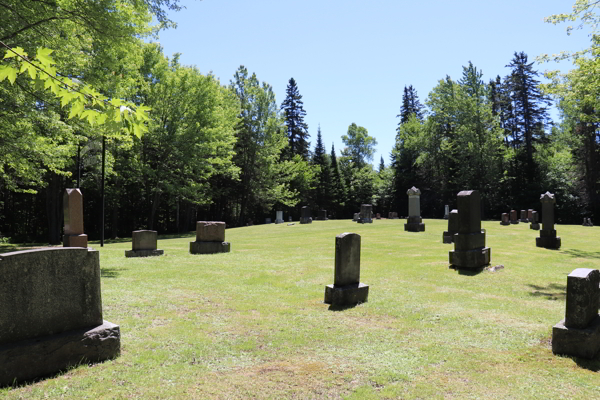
[2,219,600,399]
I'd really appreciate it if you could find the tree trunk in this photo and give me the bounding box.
[45,172,62,245]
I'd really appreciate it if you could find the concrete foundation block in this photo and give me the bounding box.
[449,247,491,269]
[324,283,369,306]
[536,236,561,249]
[190,241,230,254]
[442,232,455,244]
[0,321,120,387]
[552,316,600,359]
[63,234,88,248]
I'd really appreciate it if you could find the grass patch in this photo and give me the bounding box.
[2,219,600,398]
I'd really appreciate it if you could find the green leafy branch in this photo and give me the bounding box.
[0,41,150,138]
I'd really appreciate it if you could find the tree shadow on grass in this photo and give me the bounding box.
[527,283,566,300]
[101,267,127,278]
[561,249,600,259]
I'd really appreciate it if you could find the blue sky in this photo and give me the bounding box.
[153,0,592,167]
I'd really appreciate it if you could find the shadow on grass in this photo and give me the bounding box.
[327,303,362,312]
[101,267,127,278]
[448,265,484,276]
[527,283,566,300]
[574,357,600,372]
[561,249,600,259]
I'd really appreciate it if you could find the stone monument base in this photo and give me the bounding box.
[0,321,120,387]
[190,241,231,254]
[275,219,284,224]
[536,230,561,249]
[530,223,540,230]
[63,234,88,248]
[324,283,369,306]
[442,231,455,244]
[125,249,164,258]
[500,221,510,226]
[299,217,312,224]
[510,220,519,224]
[552,315,600,359]
[404,216,425,232]
[358,218,373,224]
[316,217,328,221]
[449,247,491,269]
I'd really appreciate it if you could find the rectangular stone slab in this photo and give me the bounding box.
[63,188,84,235]
[552,316,600,359]
[0,248,102,345]
[324,283,369,306]
[449,247,491,269]
[190,241,230,254]
[63,234,88,248]
[196,221,225,242]
[457,190,481,233]
[0,321,120,387]
[334,233,361,286]
[132,230,158,251]
[565,268,600,329]
[454,231,486,251]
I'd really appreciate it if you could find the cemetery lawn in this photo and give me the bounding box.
[3,219,600,399]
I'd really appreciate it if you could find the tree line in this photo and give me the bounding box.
[0,0,597,243]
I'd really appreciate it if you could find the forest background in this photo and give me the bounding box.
[0,0,598,243]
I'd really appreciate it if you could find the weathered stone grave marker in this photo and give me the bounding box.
[500,212,510,226]
[443,209,458,244]
[520,209,528,223]
[404,187,425,232]
[190,221,231,254]
[444,205,449,219]
[552,268,600,359]
[63,188,88,248]
[536,192,561,249]
[358,204,373,224]
[324,233,369,306]
[449,190,491,270]
[275,211,284,224]
[125,230,163,257]
[510,209,519,224]
[0,248,120,386]
[317,210,328,221]
[530,211,540,230]
[300,206,312,224]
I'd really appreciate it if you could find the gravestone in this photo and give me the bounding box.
[527,209,533,220]
[353,213,359,222]
[358,204,373,224]
[404,187,425,232]
[449,190,491,270]
[63,188,88,248]
[125,230,163,257]
[500,212,510,226]
[443,209,459,244]
[388,212,399,219]
[520,209,528,223]
[376,213,381,219]
[552,268,600,359]
[536,192,561,249]
[324,233,369,306]
[444,205,450,219]
[317,210,328,221]
[275,211,284,224]
[510,210,519,224]
[265,218,272,224]
[530,211,540,230]
[300,206,312,224]
[288,216,292,222]
[583,218,594,227]
[0,248,120,386]
[190,221,230,254]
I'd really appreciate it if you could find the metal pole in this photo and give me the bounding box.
[101,135,105,247]
[77,141,81,188]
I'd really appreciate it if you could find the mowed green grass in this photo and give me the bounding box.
[3,219,600,399]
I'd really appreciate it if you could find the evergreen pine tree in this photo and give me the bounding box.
[398,85,424,124]
[312,126,332,210]
[379,156,385,174]
[329,143,346,218]
[280,77,310,160]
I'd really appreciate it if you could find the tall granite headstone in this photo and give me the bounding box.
[0,248,120,386]
[552,268,600,359]
[324,233,369,306]
[449,190,491,270]
[510,210,519,224]
[358,204,373,224]
[443,209,459,244]
[125,230,163,257]
[404,187,425,232]
[300,206,312,224]
[190,221,230,254]
[500,212,510,226]
[536,192,561,249]
[520,209,528,223]
[63,188,88,248]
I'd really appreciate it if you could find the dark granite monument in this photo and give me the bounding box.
[0,248,120,386]
[449,190,491,270]
[500,212,510,226]
[443,209,458,244]
[324,233,369,306]
[552,268,600,359]
[358,204,373,224]
[317,210,328,221]
[530,211,540,230]
[510,209,519,224]
[300,206,312,224]
[536,192,561,249]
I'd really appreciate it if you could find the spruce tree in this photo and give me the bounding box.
[379,156,385,174]
[398,85,424,124]
[280,78,310,160]
[312,126,332,210]
[329,143,346,218]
